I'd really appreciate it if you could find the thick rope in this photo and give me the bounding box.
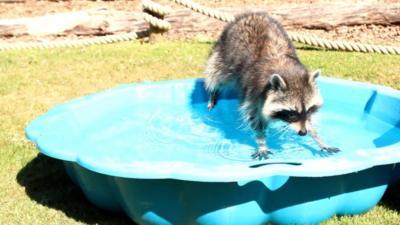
[142,0,172,16]
[171,0,400,55]
[0,32,138,51]
[288,32,400,55]
[142,12,171,30]
[171,0,234,22]
[142,0,172,30]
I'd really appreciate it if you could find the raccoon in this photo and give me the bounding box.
[205,12,340,160]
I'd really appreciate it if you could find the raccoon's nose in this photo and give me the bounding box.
[298,130,307,136]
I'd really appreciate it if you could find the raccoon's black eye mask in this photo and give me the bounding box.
[307,105,319,114]
[272,110,301,122]
[271,105,320,122]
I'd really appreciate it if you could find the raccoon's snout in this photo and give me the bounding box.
[298,129,307,136]
[290,121,308,136]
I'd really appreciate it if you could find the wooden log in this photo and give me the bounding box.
[0,8,148,37]
[0,0,25,3]
[169,3,400,31]
[0,24,27,37]
[267,3,400,30]
[0,3,399,38]
[165,3,400,36]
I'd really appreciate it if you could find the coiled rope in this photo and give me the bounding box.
[0,0,399,55]
[142,0,172,30]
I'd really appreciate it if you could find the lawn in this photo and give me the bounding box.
[1,40,400,225]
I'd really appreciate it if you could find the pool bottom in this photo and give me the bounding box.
[63,161,400,225]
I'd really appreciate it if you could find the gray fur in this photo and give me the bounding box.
[205,12,339,159]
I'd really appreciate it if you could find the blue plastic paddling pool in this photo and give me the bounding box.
[26,77,400,225]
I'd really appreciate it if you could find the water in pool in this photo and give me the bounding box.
[80,96,398,166]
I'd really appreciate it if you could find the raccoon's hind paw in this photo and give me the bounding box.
[251,148,273,160]
[321,146,340,153]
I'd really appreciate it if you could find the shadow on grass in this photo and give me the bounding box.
[16,153,135,225]
[296,45,325,51]
[380,180,400,212]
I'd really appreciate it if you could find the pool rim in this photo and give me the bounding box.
[25,76,400,182]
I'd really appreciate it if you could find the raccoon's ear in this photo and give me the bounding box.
[269,74,287,91]
[309,69,321,83]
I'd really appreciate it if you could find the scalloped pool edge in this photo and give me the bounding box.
[63,160,400,225]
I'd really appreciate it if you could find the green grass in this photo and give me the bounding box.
[1,40,400,225]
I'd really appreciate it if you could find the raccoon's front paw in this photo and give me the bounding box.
[207,101,215,111]
[321,146,340,153]
[207,96,218,111]
[251,148,273,160]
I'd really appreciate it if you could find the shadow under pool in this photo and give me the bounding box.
[17,153,135,225]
